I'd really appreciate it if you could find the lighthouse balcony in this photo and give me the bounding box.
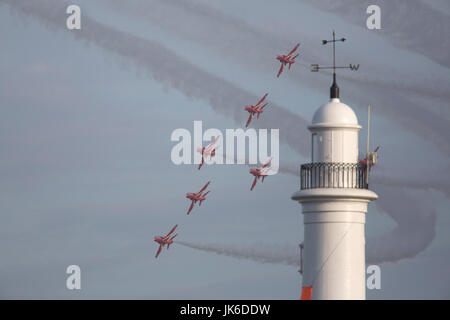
[300,162,368,190]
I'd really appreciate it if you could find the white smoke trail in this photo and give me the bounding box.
[367,185,437,263]
[178,221,434,266]
[177,241,300,267]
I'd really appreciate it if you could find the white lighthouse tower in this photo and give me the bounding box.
[292,31,377,300]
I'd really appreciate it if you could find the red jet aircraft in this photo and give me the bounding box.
[359,146,380,170]
[154,224,178,258]
[249,158,272,191]
[245,93,269,127]
[197,136,220,170]
[276,43,300,77]
[186,181,211,215]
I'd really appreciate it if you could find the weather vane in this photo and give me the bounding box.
[311,30,359,99]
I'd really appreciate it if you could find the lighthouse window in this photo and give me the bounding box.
[313,132,332,162]
[312,133,318,162]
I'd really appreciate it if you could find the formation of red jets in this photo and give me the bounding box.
[152,38,381,303]
[154,43,302,259]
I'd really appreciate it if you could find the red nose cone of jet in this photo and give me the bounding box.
[186,193,194,199]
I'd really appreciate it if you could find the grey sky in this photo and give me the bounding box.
[0,0,449,299]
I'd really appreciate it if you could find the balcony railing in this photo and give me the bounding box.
[300,162,368,190]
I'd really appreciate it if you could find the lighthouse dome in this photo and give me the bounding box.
[310,98,360,129]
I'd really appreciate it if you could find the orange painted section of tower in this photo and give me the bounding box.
[301,286,313,300]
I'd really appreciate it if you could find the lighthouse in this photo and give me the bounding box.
[291,31,378,300]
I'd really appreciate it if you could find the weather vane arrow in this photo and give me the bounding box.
[311,30,359,98]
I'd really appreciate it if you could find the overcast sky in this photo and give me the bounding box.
[0,0,449,299]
